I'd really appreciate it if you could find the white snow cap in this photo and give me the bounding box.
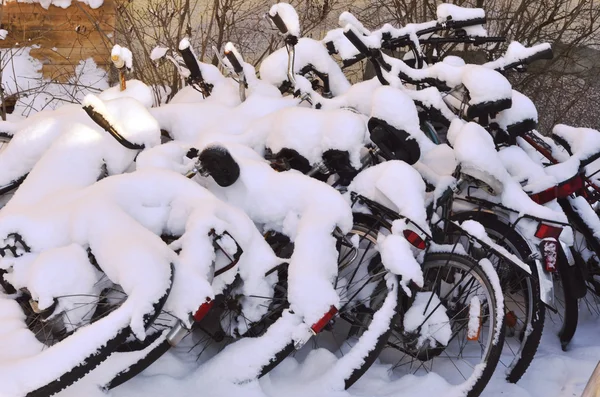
[20,0,104,9]
[461,65,512,107]
[150,46,169,61]
[269,3,301,37]
[484,41,552,70]
[443,55,466,67]
[179,37,191,51]
[494,90,537,132]
[111,44,133,70]
[338,11,370,35]
[437,3,485,22]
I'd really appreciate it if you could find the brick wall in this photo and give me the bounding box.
[0,0,116,82]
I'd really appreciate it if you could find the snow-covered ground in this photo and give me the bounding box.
[55,313,599,397]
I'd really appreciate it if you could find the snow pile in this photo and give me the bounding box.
[494,90,538,133]
[370,86,437,154]
[3,94,160,209]
[99,80,154,108]
[403,291,452,348]
[447,120,567,227]
[460,65,512,107]
[259,107,367,168]
[498,145,558,194]
[0,48,108,117]
[259,38,351,96]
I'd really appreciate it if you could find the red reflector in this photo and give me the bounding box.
[192,299,214,322]
[310,305,338,334]
[529,186,557,205]
[403,229,426,250]
[556,174,583,198]
[539,239,558,272]
[534,223,562,239]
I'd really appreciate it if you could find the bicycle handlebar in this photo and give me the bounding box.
[342,25,371,56]
[224,44,244,75]
[501,47,553,71]
[268,11,289,35]
[178,44,203,83]
[82,105,145,150]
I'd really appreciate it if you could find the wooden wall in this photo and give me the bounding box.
[0,0,116,82]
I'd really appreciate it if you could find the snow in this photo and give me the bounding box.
[461,65,513,106]
[457,220,531,276]
[463,25,488,37]
[494,90,538,133]
[0,30,7,40]
[437,4,485,22]
[376,233,423,295]
[477,258,505,345]
[0,47,108,117]
[99,80,154,108]
[552,124,600,166]
[269,3,301,37]
[347,161,430,234]
[403,291,452,348]
[448,120,567,226]
[195,142,352,326]
[111,45,133,70]
[261,107,367,168]
[467,296,482,340]
[150,46,169,61]
[15,0,104,9]
[498,145,557,194]
[1,11,599,397]
[484,42,552,71]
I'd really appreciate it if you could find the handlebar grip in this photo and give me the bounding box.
[343,26,370,56]
[224,49,244,74]
[525,47,553,63]
[447,16,487,29]
[178,46,203,82]
[324,40,337,55]
[268,12,289,35]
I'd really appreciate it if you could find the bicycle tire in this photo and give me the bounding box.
[421,253,506,397]
[555,247,579,350]
[452,211,545,383]
[24,263,173,397]
[257,216,401,389]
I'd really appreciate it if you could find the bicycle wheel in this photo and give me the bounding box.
[0,265,172,397]
[290,221,400,389]
[452,212,544,383]
[202,218,400,389]
[381,253,505,397]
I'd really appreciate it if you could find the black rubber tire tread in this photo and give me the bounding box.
[25,264,174,397]
[422,253,506,397]
[343,223,402,389]
[451,211,545,383]
[106,337,172,390]
[555,247,579,350]
[259,215,400,389]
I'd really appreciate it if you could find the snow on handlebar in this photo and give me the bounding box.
[267,3,300,38]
